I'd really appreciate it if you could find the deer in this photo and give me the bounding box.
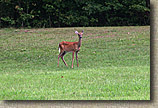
[58,30,83,68]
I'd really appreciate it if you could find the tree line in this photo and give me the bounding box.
[0,0,150,28]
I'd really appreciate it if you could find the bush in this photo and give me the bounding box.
[0,0,150,28]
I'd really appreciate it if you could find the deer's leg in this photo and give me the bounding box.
[72,51,75,68]
[58,51,64,67]
[76,51,79,67]
[61,51,68,66]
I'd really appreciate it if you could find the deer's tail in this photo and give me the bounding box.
[58,43,60,53]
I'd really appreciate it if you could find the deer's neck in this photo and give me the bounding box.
[78,37,82,48]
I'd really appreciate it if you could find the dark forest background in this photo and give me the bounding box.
[0,0,150,28]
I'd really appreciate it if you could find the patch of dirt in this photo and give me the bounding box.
[89,34,116,39]
[93,36,106,39]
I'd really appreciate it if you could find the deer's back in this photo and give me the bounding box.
[59,41,79,51]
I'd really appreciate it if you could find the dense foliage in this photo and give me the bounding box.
[0,0,150,28]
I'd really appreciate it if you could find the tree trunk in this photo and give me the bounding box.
[146,0,150,8]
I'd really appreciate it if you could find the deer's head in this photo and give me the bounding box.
[75,30,83,38]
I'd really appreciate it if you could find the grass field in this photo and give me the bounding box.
[0,26,150,100]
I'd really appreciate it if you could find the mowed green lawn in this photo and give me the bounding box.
[0,26,150,100]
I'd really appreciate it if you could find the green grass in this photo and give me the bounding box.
[0,26,150,100]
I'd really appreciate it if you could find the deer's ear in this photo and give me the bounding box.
[75,31,78,34]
